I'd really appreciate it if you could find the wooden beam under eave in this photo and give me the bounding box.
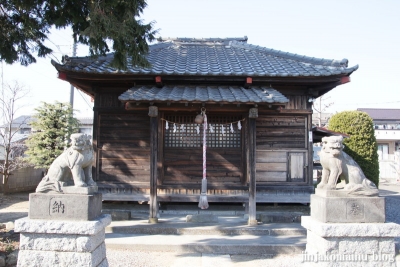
[58,70,344,94]
[59,69,343,84]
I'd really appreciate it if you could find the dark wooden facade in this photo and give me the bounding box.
[92,89,314,204]
[53,37,357,220]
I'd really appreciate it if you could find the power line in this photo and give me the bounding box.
[50,29,73,44]
[76,89,93,110]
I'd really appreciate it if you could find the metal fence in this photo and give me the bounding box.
[379,152,400,181]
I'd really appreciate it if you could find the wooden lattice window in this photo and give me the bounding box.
[164,114,242,148]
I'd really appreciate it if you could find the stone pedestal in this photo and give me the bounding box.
[302,190,400,267]
[29,192,102,221]
[15,214,111,267]
[311,189,385,223]
[15,191,111,267]
[301,216,400,267]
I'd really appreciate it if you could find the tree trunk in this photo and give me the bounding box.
[2,147,10,194]
[2,173,8,195]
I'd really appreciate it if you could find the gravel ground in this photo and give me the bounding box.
[0,193,29,224]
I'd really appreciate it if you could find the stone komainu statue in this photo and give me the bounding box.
[317,135,379,196]
[36,133,96,193]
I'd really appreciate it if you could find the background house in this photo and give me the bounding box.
[75,117,94,136]
[2,115,32,135]
[312,112,332,127]
[357,108,400,181]
[1,115,93,137]
[0,133,28,160]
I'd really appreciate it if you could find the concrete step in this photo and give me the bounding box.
[105,233,306,255]
[102,204,310,223]
[105,214,307,255]
[103,210,309,223]
[106,217,307,236]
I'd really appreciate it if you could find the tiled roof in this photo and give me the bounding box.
[0,115,32,129]
[357,108,400,120]
[119,85,289,104]
[0,133,29,145]
[54,37,358,78]
[312,126,349,142]
[1,116,92,129]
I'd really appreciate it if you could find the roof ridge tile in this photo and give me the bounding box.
[230,40,349,68]
[157,36,248,44]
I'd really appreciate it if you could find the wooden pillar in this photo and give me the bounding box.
[248,107,258,226]
[92,90,100,181]
[157,112,164,185]
[148,106,159,223]
[307,113,313,186]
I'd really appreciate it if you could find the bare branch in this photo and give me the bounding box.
[0,81,30,194]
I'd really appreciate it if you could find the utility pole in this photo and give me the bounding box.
[69,41,77,110]
[318,97,322,127]
[313,96,334,127]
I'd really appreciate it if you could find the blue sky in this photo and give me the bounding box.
[2,0,400,118]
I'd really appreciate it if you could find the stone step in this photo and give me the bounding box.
[105,233,306,255]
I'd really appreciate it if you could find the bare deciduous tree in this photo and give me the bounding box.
[0,81,30,194]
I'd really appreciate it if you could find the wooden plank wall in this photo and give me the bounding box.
[256,151,287,182]
[163,148,242,186]
[286,95,308,110]
[256,115,306,149]
[97,113,151,184]
[256,114,307,183]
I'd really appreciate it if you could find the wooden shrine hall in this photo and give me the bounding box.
[52,37,358,223]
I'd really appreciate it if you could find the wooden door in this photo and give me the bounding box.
[288,152,305,182]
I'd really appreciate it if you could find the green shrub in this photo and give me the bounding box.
[328,111,379,187]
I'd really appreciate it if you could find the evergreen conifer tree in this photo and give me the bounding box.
[0,0,157,69]
[25,102,80,171]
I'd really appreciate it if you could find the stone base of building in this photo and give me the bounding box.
[15,214,111,267]
[301,216,400,267]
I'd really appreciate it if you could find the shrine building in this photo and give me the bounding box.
[52,37,358,222]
